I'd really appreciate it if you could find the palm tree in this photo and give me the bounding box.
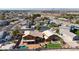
[13,34,22,49]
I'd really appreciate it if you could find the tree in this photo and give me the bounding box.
[44,17,49,20]
[40,17,49,22]
[12,29,20,36]
[75,20,79,24]
[35,23,41,30]
[56,29,59,34]
[35,26,41,30]
[48,23,58,28]
[32,14,41,19]
[0,14,5,20]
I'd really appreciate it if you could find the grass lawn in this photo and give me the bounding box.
[46,43,62,49]
[75,30,79,36]
[70,29,79,36]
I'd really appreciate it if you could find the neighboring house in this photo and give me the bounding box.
[51,19,61,25]
[0,31,8,39]
[40,26,50,32]
[0,20,10,26]
[0,31,12,42]
[34,17,41,22]
[70,24,79,30]
[58,18,69,22]
[5,35,12,41]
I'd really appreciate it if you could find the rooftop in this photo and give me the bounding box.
[23,30,43,38]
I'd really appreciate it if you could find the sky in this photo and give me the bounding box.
[0,0,79,8]
[0,8,79,11]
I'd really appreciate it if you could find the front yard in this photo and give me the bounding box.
[75,30,79,36]
[70,29,79,36]
[44,42,62,49]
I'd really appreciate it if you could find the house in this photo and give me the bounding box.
[20,29,60,44]
[20,29,62,49]
[0,20,10,26]
[20,30,44,45]
[43,30,55,39]
[70,24,79,30]
[58,18,69,22]
[0,31,12,42]
[47,35,62,41]
[0,31,8,39]
[23,30,43,38]
[40,26,50,32]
